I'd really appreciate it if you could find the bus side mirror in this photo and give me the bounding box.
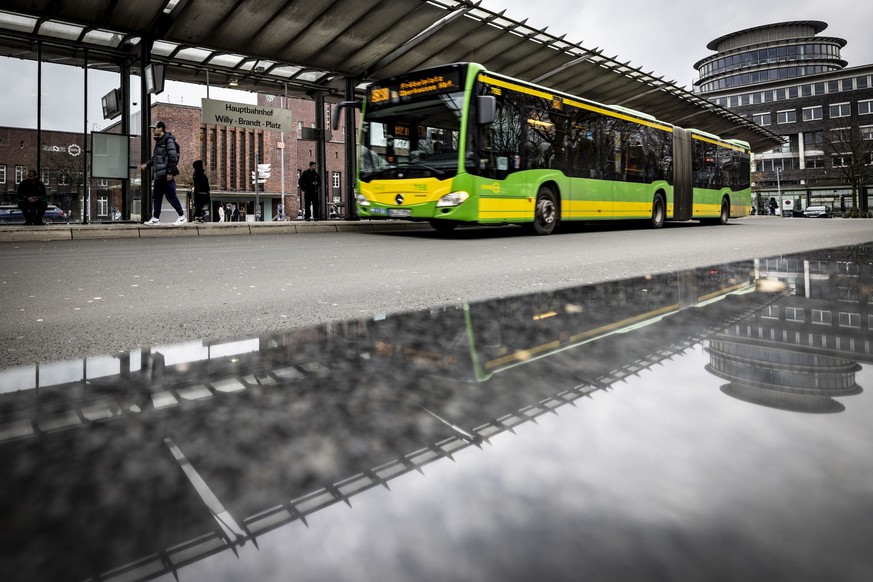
[333,100,361,131]
[477,96,496,125]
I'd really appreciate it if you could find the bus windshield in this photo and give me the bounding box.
[360,92,466,181]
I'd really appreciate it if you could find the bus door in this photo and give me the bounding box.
[473,90,526,222]
[672,127,693,220]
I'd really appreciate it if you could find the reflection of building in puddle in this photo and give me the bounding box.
[705,249,872,413]
[706,340,862,413]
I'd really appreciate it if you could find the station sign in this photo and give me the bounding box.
[202,98,293,132]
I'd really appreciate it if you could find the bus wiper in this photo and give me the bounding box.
[400,160,446,177]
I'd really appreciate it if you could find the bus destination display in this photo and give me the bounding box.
[368,69,462,107]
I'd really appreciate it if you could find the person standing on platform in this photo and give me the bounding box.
[191,160,211,223]
[298,161,321,221]
[140,121,186,226]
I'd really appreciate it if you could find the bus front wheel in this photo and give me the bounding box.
[429,219,458,232]
[529,186,558,235]
[650,194,665,229]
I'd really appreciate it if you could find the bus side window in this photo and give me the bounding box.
[477,90,522,179]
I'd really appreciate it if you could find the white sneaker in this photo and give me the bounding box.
[173,215,187,226]
[144,217,160,225]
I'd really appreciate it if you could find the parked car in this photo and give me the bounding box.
[0,204,68,224]
[803,205,832,218]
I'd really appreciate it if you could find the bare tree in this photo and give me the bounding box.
[820,115,873,217]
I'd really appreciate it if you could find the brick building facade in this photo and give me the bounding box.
[149,95,354,222]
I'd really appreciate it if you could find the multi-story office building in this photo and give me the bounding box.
[695,21,873,216]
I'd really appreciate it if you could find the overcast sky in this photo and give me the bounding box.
[479,0,873,89]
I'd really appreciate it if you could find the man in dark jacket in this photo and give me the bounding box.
[140,121,186,225]
[17,170,49,225]
[298,161,320,221]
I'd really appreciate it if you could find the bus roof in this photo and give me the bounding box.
[607,105,658,122]
[480,67,673,129]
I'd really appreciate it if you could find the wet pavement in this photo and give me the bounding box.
[1,243,872,581]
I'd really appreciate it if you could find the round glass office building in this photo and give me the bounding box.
[695,21,847,93]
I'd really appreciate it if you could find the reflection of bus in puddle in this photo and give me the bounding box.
[368,263,761,382]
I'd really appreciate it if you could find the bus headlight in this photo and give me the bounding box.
[436,191,469,207]
[355,193,371,207]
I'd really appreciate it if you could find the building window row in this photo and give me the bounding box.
[756,153,872,172]
[698,42,842,79]
[700,65,835,92]
[708,74,872,108]
[762,306,868,329]
[758,157,800,172]
[750,102,872,126]
[4,167,79,186]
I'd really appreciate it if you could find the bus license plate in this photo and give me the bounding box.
[388,209,411,217]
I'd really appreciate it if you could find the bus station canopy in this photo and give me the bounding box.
[1,0,783,151]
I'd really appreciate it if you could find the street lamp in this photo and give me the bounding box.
[775,167,782,216]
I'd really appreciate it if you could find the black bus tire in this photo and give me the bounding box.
[529,186,558,235]
[429,220,457,232]
[701,196,730,225]
[650,193,666,229]
[718,196,730,224]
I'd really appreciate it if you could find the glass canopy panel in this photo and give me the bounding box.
[82,29,124,48]
[0,12,38,33]
[152,41,179,57]
[175,47,213,63]
[209,54,247,68]
[40,20,84,42]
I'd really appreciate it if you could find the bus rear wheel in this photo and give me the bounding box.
[650,194,665,229]
[702,197,730,225]
[529,186,558,235]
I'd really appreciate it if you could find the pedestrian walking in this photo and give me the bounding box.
[140,121,186,225]
[191,160,211,223]
[218,205,225,222]
[298,161,321,221]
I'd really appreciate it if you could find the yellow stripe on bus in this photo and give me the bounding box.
[360,178,452,205]
[698,281,753,303]
[479,196,533,218]
[484,303,680,370]
[691,134,748,153]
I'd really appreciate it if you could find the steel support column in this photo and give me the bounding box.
[344,77,358,220]
[315,91,327,220]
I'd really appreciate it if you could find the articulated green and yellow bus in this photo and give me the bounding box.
[353,62,750,234]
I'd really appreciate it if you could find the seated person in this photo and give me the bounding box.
[17,170,48,225]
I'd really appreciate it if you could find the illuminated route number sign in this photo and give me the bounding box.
[368,69,462,107]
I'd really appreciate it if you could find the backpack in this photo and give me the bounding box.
[167,134,180,175]
[171,136,180,160]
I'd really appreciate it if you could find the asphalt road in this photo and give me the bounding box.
[2,216,871,368]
